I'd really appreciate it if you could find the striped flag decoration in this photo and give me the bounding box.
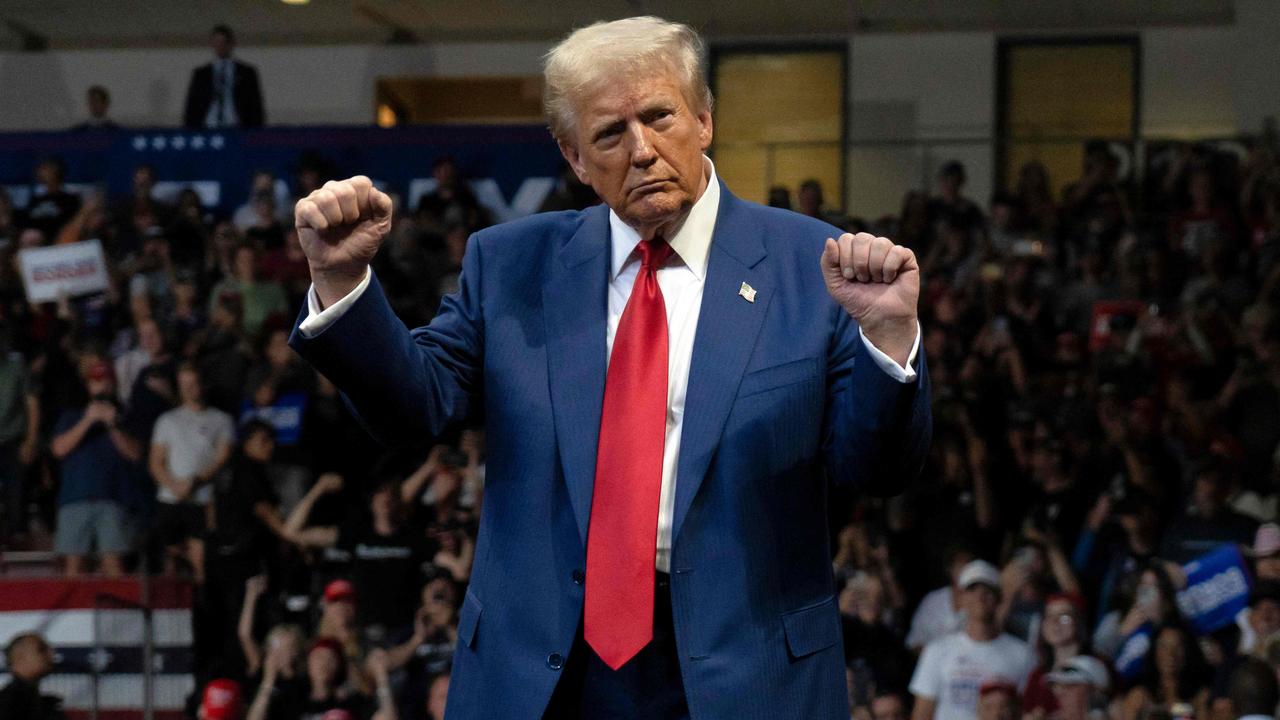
[0,577,194,720]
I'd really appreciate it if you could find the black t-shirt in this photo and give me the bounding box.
[209,454,277,555]
[339,520,430,629]
[0,678,65,720]
[397,625,456,720]
[22,190,81,240]
[123,358,176,443]
[298,688,370,720]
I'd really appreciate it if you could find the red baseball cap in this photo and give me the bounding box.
[1046,592,1086,614]
[200,678,242,720]
[324,579,356,603]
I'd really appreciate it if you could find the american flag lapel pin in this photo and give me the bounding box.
[738,281,756,303]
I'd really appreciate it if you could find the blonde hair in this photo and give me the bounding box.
[542,16,714,140]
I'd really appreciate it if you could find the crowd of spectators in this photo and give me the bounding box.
[0,151,495,720]
[795,133,1280,720]
[0,125,1279,720]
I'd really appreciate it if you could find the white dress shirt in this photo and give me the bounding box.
[204,58,239,128]
[299,158,921,572]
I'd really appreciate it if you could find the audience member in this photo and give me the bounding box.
[910,560,1037,720]
[149,362,235,583]
[1045,655,1111,720]
[183,25,265,128]
[49,359,141,575]
[0,633,63,720]
[70,85,119,131]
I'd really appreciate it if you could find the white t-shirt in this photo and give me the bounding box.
[909,631,1036,720]
[151,405,234,505]
[907,586,966,650]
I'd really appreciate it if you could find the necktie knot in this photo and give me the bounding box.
[636,238,674,270]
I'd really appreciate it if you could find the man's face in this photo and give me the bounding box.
[244,429,274,462]
[177,368,202,405]
[963,584,998,621]
[557,69,712,235]
[1252,598,1280,639]
[88,91,108,118]
[976,691,1016,720]
[36,162,59,189]
[870,695,907,720]
[938,173,962,199]
[139,320,163,356]
[212,31,232,59]
[10,636,54,681]
[86,376,114,398]
[1257,556,1280,581]
[324,598,355,624]
[1050,683,1088,720]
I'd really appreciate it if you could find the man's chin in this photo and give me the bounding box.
[619,193,687,231]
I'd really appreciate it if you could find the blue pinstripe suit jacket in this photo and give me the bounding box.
[288,180,932,719]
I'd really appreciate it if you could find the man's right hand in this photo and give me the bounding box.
[295,175,394,308]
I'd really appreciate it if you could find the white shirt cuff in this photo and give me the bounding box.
[859,321,921,383]
[297,267,372,338]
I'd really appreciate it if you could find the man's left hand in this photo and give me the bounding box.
[821,232,920,366]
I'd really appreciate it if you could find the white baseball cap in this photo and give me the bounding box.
[1248,523,1280,558]
[958,560,1001,591]
[1045,655,1110,691]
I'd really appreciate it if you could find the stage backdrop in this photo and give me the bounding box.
[0,124,566,225]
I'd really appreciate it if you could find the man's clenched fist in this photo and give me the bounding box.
[820,232,919,366]
[295,175,393,308]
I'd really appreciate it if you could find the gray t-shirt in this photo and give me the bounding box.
[151,405,234,505]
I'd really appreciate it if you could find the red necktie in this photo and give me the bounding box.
[584,237,674,670]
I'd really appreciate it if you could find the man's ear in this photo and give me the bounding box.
[697,109,714,152]
[557,138,591,186]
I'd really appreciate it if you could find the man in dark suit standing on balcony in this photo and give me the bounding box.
[183,25,265,129]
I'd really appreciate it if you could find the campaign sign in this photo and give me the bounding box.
[240,392,308,446]
[17,239,109,303]
[1115,623,1152,681]
[1175,544,1252,635]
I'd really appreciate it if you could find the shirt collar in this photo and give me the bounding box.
[608,156,719,282]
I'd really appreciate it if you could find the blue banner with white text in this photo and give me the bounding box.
[0,125,565,223]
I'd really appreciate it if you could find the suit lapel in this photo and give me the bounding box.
[543,205,610,545]
[671,184,771,545]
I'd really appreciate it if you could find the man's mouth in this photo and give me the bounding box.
[630,179,672,195]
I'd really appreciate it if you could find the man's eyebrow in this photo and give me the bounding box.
[591,119,626,141]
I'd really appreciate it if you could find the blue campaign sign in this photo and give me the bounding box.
[1114,623,1152,681]
[240,391,309,446]
[0,124,565,222]
[1176,544,1253,635]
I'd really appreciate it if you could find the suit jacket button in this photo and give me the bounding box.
[572,569,585,585]
[547,652,564,670]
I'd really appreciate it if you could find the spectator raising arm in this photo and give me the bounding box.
[281,473,342,547]
[237,575,268,676]
[400,445,444,505]
[366,649,400,720]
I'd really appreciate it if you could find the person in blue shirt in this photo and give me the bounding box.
[49,359,142,576]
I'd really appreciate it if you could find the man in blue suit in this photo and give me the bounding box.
[289,15,931,720]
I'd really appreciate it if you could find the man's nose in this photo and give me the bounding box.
[626,123,658,168]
